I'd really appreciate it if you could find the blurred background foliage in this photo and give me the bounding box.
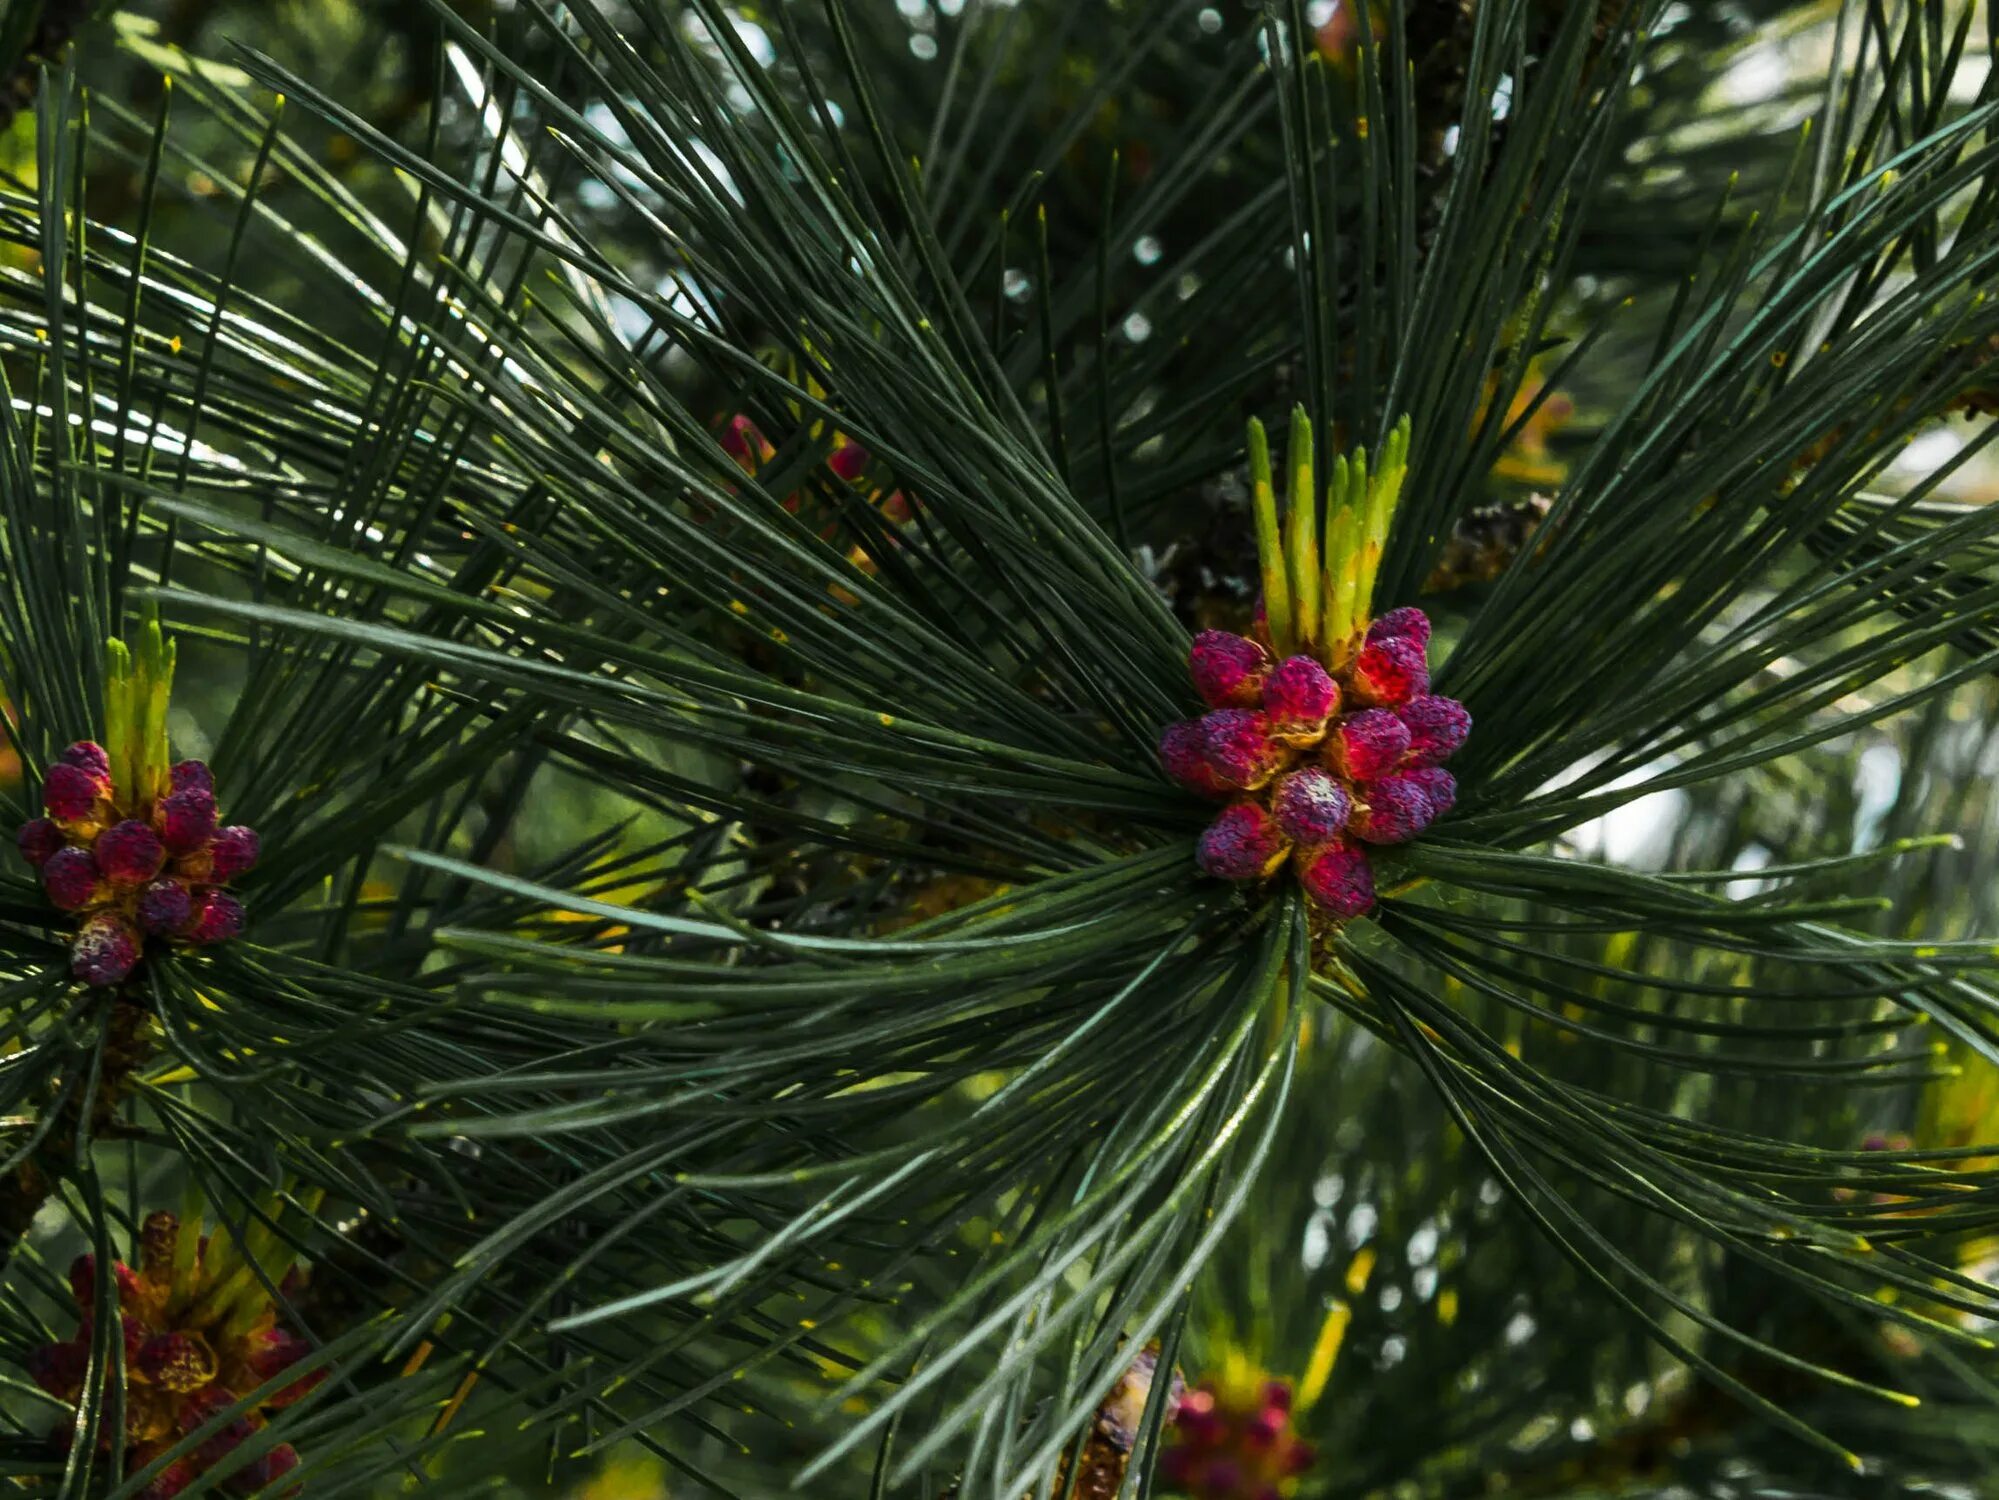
[4,0,1999,1496]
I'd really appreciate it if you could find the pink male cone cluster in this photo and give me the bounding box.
[16,742,259,986]
[1160,608,1469,917]
[1160,1376,1315,1499]
[29,1211,321,1496]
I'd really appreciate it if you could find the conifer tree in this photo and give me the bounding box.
[6,1,1999,1496]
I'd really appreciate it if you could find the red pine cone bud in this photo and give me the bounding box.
[72,912,142,986]
[132,1451,198,1500]
[1298,840,1375,917]
[136,1331,219,1393]
[1271,768,1351,844]
[139,1211,180,1279]
[245,1327,325,1408]
[184,890,245,946]
[1365,606,1430,650]
[43,761,108,821]
[1159,719,1231,799]
[238,1443,301,1493]
[1397,695,1470,768]
[16,816,63,868]
[1349,633,1429,707]
[1196,802,1291,882]
[42,845,100,909]
[828,440,870,482]
[1200,710,1285,791]
[1190,631,1271,709]
[169,760,213,796]
[59,741,111,777]
[95,820,166,886]
[138,878,195,936]
[1261,656,1338,744]
[209,826,261,883]
[1352,774,1440,845]
[175,1393,262,1473]
[27,1337,87,1400]
[1325,709,1411,782]
[1402,766,1457,818]
[69,1254,150,1318]
[158,788,218,855]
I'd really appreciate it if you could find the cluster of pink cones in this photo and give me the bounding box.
[16,742,259,986]
[29,1210,318,1496]
[1159,608,1468,917]
[1160,1376,1315,1498]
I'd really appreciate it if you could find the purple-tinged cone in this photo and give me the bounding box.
[72,912,141,986]
[1349,634,1429,707]
[1402,766,1457,818]
[138,878,195,936]
[96,819,166,886]
[1397,695,1470,768]
[1262,656,1338,744]
[184,890,245,946]
[1189,630,1270,709]
[158,788,217,855]
[42,845,99,910]
[169,760,213,796]
[17,816,62,868]
[1196,802,1291,882]
[209,825,261,883]
[1200,710,1284,791]
[1365,606,1431,650]
[1325,709,1410,783]
[1272,768,1351,844]
[1159,719,1231,799]
[43,761,108,821]
[1352,774,1441,845]
[1298,841,1375,917]
[27,1337,86,1400]
[59,741,110,776]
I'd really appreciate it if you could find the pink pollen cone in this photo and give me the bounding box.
[1196,802,1291,882]
[1261,656,1338,744]
[209,826,261,883]
[96,820,166,886]
[1159,719,1231,799]
[1349,634,1429,707]
[42,846,100,910]
[138,878,195,936]
[1189,630,1271,709]
[1272,768,1352,844]
[1397,695,1470,768]
[1352,773,1440,845]
[158,788,218,856]
[1365,606,1431,650]
[43,762,107,822]
[828,441,869,483]
[59,741,111,777]
[72,913,142,987]
[169,760,213,796]
[1298,840,1375,917]
[184,890,245,946]
[1402,766,1457,818]
[1200,709,1284,791]
[1325,709,1411,783]
[17,816,63,868]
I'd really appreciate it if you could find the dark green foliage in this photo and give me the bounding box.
[4,1,1999,1496]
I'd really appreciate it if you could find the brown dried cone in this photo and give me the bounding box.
[938,1343,1184,1500]
[1422,495,1555,593]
